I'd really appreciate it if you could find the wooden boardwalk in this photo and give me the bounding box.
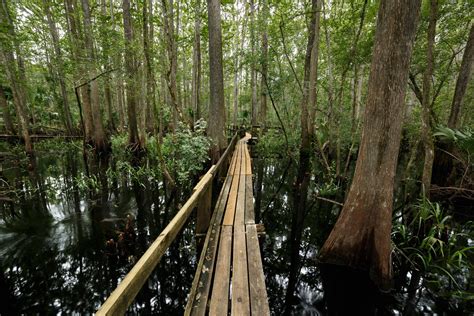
[185,133,270,316]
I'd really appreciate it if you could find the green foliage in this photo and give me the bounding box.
[434,126,474,155]
[161,119,211,186]
[392,198,473,299]
[255,128,298,158]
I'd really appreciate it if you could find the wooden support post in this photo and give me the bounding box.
[196,182,212,248]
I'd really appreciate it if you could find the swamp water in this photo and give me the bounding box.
[0,141,472,315]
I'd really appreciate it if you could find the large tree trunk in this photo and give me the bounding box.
[123,0,141,150]
[207,0,227,162]
[319,0,422,289]
[43,0,74,135]
[421,0,438,195]
[447,24,474,129]
[0,0,33,155]
[0,86,15,134]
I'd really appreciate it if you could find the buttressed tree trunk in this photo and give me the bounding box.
[319,0,422,289]
[207,0,227,162]
[447,24,474,129]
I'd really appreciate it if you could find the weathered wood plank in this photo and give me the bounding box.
[231,224,250,316]
[209,226,233,316]
[246,224,270,316]
[96,172,213,316]
[244,175,255,225]
[245,144,252,175]
[234,152,246,226]
[185,174,234,316]
[223,144,242,225]
[228,143,238,176]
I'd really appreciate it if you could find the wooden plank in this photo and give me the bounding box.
[246,224,270,316]
[96,172,213,316]
[231,224,250,316]
[209,226,233,316]
[244,175,255,225]
[185,174,234,316]
[228,143,238,176]
[223,144,242,225]
[234,152,246,226]
[244,144,252,175]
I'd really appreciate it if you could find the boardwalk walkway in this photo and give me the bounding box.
[96,133,269,315]
[185,133,270,316]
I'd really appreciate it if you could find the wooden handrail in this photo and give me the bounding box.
[96,133,239,315]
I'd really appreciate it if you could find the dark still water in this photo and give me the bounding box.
[0,143,196,314]
[1,141,472,315]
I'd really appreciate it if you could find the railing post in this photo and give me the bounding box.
[196,182,212,249]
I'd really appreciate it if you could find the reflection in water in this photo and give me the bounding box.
[253,150,472,315]
[0,146,196,314]
[1,143,471,314]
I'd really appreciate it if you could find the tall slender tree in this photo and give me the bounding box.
[420,0,438,195]
[0,86,15,134]
[81,0,108,151]
[286,0,321,310]
[447,24,474,129]
[0,0,33,155]
[43,0,74,135]
[259,0,268,126]
[192,0,202,122]
[123,0,141,150]
[207,0,227,162]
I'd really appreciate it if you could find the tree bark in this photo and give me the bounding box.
[259,0,268,128]
[421,0,438,196]
[65,0,94,142]
[319,0,422,289]
[285,0,320,310]
[232,1,248,127]
[123,0,141,149]
[250,0,258,126]
[447,24,474,129]
[192,0,202,122]
[162,0,184,124]
[100,0,116,133]
[207,0,227,162]
[80,0,108,151]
